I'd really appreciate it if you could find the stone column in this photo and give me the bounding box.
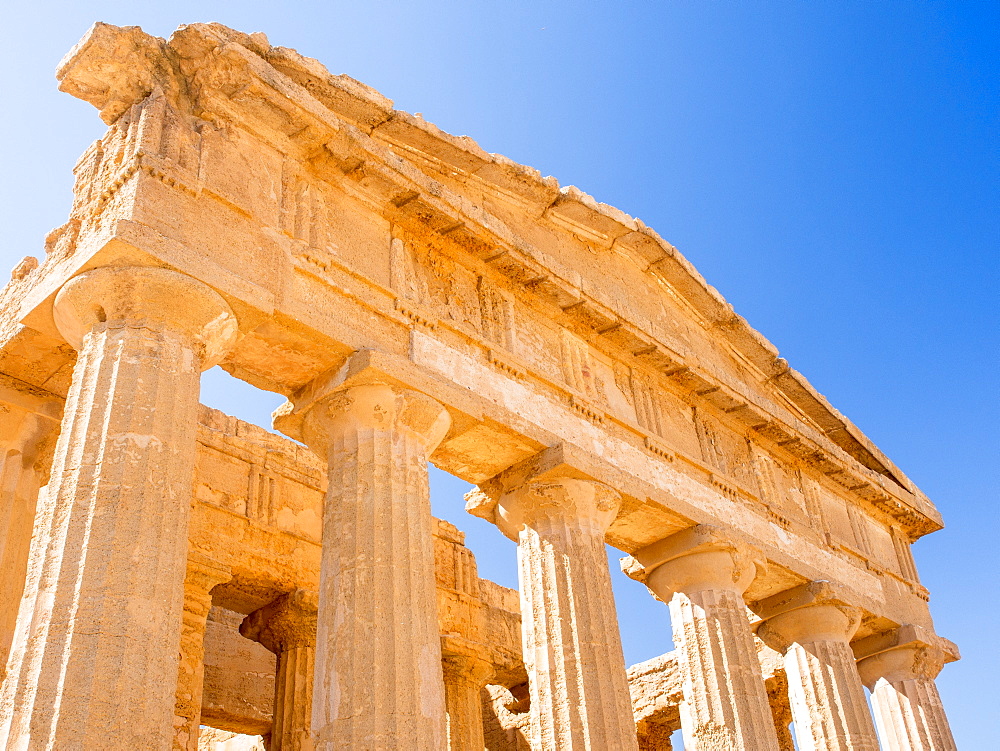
[856,630,957,751]
[472,469,638,751]
[241,589,319,751]
[173,555,232,751]
[622,525,780,751]
[756,583,880,751]
[0,406,57,681]
[276,382,452,751]
[441,639,493,751]
[0,266,237,750]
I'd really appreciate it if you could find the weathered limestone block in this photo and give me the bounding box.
[276,381,452,751]
[174,556,233,751]
[240,589,319,751]
[0,21,961,750]
[470,450,638,751]
[856,627,958,751]
[626,647,796,751]
[481,684,532,751]
[627,652,681,746]
[187,413,527,745]
[201,606,276,736]
[434,519,498,751]
[622,525,780,751]
[756,583,880,751]
[0,266,237,749]
[198,727,267,751]
[637,724,674,751]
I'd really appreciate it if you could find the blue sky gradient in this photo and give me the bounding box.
[1,2,996,746]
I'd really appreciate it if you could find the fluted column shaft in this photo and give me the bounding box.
[173,557,232,751]
[441,649,492,750]
[241,589,319,751]
[500,477,638,751]
[276,647,316,749]
[293,383,451,751]
[0,266,236,750]
[0,409,52,681]
[858,645,956,751]
[625,531,779,751]
[759,603,879,751]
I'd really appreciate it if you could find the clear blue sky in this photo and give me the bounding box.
[2,1,996,746]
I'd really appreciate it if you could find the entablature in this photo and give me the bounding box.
[36,22,940,541]
[50,22,926,513]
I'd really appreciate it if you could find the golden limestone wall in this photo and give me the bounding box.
[0,20,958,751]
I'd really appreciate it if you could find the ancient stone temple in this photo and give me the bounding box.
[0,21,958,751]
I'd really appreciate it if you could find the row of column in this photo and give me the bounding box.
[0,263,957,750]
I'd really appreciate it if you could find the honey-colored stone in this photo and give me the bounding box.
[855,628,958,751]
[756,584,880,751]
[174,556,233,751]
[473,462,639,751]
[241,590,319,751]
[281,383,451,750]
[0,20,960,749]
[1,267,236,749]
[623,526,780,751]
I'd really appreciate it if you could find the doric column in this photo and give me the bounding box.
[173,555,232,751]
[276,380,452,751]
[0,400,58,681]
[755,582,880,751]
[441,637,494,751]
[0,266,237,750]
[855,626,958,751]
[622,525,780,751]
[468,451,638,751]
[241,589,319,751]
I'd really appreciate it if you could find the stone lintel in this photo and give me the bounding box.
[620,524,761,585]
[0,375,63,422]
[18,226,274,347]
[185,552,233,591]
[440,634,494,682]
[272,348,483,444]
[851,624,960,664]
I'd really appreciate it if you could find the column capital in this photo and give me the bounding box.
[466,443,624,541]
[854,625,959,689]
[274,349,484,455]
[753,582,862,651]
[53,265,238,369]
[620,524,765,601]
[501,476,621,539]
[240,589,319,654]
[857,644,948,690]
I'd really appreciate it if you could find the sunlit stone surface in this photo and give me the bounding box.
[0,21,956,749]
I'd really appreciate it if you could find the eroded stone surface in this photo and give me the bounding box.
[624,526,780,750]
[0,20,959,750]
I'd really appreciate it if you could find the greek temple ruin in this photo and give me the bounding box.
[0,21,959,751]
